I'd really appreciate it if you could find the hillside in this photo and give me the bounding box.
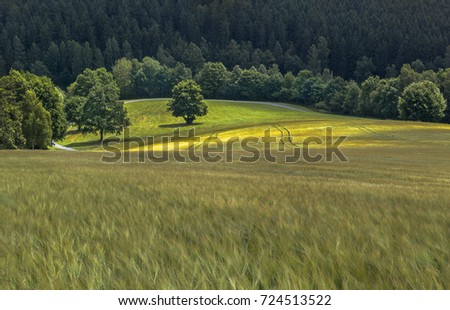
[1,99,450,289]
[2,0,450,85]
[61,99,450,152]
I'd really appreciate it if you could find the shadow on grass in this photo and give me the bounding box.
[159,123,203,128]
[66,129,82,135]
[65,140,103,148]
[65,136,165,150]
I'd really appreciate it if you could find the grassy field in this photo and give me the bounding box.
[60,99,332,150]
[1,99,449,289]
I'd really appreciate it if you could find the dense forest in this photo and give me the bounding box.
[1,0,450,86]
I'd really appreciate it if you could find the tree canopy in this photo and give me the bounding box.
[67,68,130,142]
[0,70,66,149]
[398,81,447,122]
[1,0,450,85]
[168,80,208,124]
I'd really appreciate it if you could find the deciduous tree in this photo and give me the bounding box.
[168,80,207,124]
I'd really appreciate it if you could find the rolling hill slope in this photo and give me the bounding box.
[1,99,449,289]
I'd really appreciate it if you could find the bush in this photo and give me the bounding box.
[398,81,447,122]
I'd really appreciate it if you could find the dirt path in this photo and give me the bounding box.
[125,98,309,112]
[55,99,307,152]
[52,142,77,152]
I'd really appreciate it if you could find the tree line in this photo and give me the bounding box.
[113,57,450,123]
[2,0,450,85]
[0,71,67,149]
[0,68,130,149]
[1,57,449,150]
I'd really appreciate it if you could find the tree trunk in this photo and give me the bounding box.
[100,129,104,142]
[185,116,194,124]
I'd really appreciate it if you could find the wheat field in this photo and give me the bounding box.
[1,100,449,289]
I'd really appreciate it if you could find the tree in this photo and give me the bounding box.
[21,91,53,149]
[232,68,268,101]
[306,44,321,74]
[437,68,450,122]
[411,59,425,73]
[322,77,347,112]
[182,43,205,72]
[385,65,398,78]
[12,36,26,70]
[0,88,25,149]
[371,79,401,119]
[112,58,133,99]
[444,45,450,68]
[168,80,208,124]
[398,81,447,122]
[278,72,298,102]
[317,36,331,70]
[82,84,130,142]
[354,56,376,83]
[341,81,361,115]
[296,71,325,105]
[69,68,130,142]
[398,64,419,90]
[64,96,85,130]
[358,76,382,116]
[23,72,68,141]
[0,70,66,148]
[196,62,231,98]
[30,61,51,77]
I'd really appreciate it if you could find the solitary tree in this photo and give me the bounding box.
[398,81,446,122]
[168,80,208,124]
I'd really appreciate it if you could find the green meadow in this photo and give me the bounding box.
[1,100,449,289]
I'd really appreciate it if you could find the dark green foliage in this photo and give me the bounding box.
[67,68,130,142]
[21,91,53,149]
[22,72,68,141]
[371,80,401,119]
[321,77,347,112]
[341,81,361,115]
[82,84,130,142]
[168,80,207,124]
[0,88,25,149]
[359,76,382,117]
[398,81,447,122]
[354,57,376,83]
[436,68,450,122]
[116,57,192,99]
[68,68,116,98]
[2,0,450,84]
[398,65,420,90]
[296,71,325,106]
[411,60,425,73]
[195,62,231,99]
[0,70,65,149]
[112,58,133,99]
[91,56,450,125]
[64,96,86,130]
[231,68,268,101]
